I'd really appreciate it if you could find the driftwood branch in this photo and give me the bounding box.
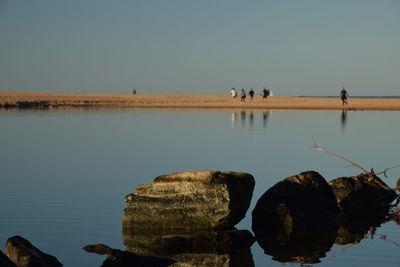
[375,164,400,177]
[311,137,400,191]
[311,137,369,174]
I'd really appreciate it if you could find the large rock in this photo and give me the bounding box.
[6,236,62,267]
[123,171,255,230]
[329,173,397,219]
[252,171,339,240]
[0,250,16,267]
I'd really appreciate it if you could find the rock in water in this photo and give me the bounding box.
[329,173,397,219]
[252,171,339,239]
[6,236,62,267]
[123,171,255,229]
[0,250,17,267]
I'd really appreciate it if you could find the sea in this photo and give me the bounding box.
[0,108,399,266]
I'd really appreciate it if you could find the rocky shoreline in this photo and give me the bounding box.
[1,169,399,266]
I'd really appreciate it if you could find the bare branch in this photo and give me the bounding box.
[311,137,400,191]
[375,164,400,177]
[311,136,369,174]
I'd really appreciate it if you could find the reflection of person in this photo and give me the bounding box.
[231,111,237,125]
[262,110,269,128]
[341,109,347,131]
[249,88,255,101]
[249,111,254,126]
[230,88,237,100]
[241,89,246,102]
[340,87,348,105]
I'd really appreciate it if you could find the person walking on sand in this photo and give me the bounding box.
[230,88,238,101]
[240,89,246,102]
[249,87,255,101]
[262,87,269,101]
[340,87,348,105]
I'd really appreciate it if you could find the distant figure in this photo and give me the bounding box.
[240,89,246,102]
[262,87,269,101]
[249,88,255,101]
[340,87,348,105]
[132,89,137,95]
[230,88,238,100]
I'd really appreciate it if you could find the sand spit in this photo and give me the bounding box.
[1,92,400,110]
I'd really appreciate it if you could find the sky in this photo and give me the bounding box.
[0,0,399,96]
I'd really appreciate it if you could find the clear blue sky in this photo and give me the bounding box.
[1,0,399,95]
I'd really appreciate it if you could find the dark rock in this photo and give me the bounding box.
[0,250,17,267]
[83,244,175,267]
[123,229,255,267]
[6,236,62,267]
[329,173,397,219]
[252,171,339,240]
[123,171,255,230]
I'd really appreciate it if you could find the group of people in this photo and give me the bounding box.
[230,86,350,105]
[230,87,272,102]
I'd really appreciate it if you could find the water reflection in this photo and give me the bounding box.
[230,110,270,129]
[257,230,336,264]
[123,229,255,267]
[240,110,246,129]
[230,110,353,132]
[262,110,270,128]
[254,215,398,264]
[341,110,348,132]
[249,111,254,129]
[231,111,237,126]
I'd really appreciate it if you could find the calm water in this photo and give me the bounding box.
[0,108,399,266]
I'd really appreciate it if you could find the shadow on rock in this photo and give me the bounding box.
[0,250,16,267]
[252,171,340,237]
[123,228,255,267]
[329,173,397,220]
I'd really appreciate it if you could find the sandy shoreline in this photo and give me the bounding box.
[1,91,400,110]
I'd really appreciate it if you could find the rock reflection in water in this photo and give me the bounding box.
[256,230,336,264]
[123,228,255,267]
[254,216,393,264]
